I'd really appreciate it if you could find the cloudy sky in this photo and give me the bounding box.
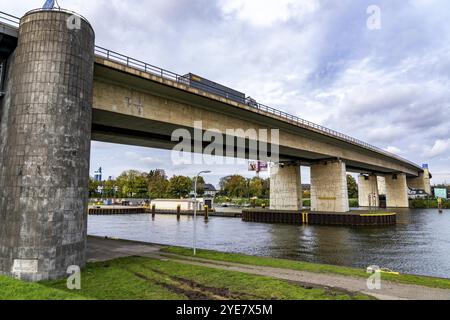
[3,0,450,186]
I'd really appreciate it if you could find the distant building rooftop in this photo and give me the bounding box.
[204,184,217,192]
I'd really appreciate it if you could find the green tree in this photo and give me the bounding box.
[103,179,117,198]
[194,176,205,196]
[220,175,248,198]
[116,170,148,198]
[249,177,264,198]
[89,177,100,197]
[167,175,193,198]
[147,169,169,199]
[134,173,149,198]
[347,175,358,199]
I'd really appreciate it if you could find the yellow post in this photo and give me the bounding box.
[204,205,209,221]
[438,197,443,212]
[301,212,309,224]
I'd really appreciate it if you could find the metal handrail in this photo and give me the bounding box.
[0,10,421,170]
[0,11,20,26]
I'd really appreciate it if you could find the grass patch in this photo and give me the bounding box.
[0,275,87,300]
[162,246,450,290]
[0,256,370,300]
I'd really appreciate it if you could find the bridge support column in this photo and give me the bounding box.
[377,176,386,195]
[358,174,379,207]
[0,10,94,281]
[385,174,409,208]
[310,160,349,212]
[407,167,431,195]
[269,163,302,210]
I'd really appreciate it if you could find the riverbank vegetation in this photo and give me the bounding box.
[89,169,360,202]
[89,168,448,210]
[163,247,450,290]
[409,199,450,209]
[0,256,371,300]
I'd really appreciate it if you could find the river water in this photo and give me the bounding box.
[88,208,450,278]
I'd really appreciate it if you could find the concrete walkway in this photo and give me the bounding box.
[87,236,450,300]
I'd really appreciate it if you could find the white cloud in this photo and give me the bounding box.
[218,0,320,27]
[385,146,402,154]
[426,139,450,158]
[125,152,163,166]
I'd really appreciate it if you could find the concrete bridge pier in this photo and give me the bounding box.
[407,166,431,195]
[310,159,349,213]
[358,174,379,207]
[0,10,95,281]
[385,173,409,208]
[269,163,302,210]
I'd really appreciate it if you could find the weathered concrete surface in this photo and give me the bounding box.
[407,168,431,195]
[92,58,422,177]
[0,10,95,281]
[310,160,349,213]
[377,176,387,195]
[269,163,302,210]
[358,174,379,207]
[385,174,409,208]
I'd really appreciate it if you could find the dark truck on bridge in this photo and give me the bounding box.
[180,73,246,105]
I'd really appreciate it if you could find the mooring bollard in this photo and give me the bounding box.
[151,204,156,219]
[204,205,209,221]
[177,205,181,220]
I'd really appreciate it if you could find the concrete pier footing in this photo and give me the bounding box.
[269,163,302,211]
[358,174,379,207]
[407,168,431,195]
[0,10,95,281]
[385,173,409,208]
[310,160,349,213]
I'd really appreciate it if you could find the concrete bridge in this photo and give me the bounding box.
[0,9,431,281]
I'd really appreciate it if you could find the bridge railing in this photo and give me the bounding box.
[0,11,19,26]
[94,46,418,166]
[0,11,420,169]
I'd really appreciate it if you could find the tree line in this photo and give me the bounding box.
[89,169,203,199]
[89,169,359,199]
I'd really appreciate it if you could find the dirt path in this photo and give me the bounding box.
[87,236,450,300]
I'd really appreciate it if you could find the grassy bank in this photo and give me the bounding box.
[409,199,450,209]
[0,256,371,300]
[162,247,450,290]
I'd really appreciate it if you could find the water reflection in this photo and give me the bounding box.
[88,208,450,278]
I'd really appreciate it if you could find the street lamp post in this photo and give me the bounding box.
[193,170,211,255]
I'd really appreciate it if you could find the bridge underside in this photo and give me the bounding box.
[91,109,414,176]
